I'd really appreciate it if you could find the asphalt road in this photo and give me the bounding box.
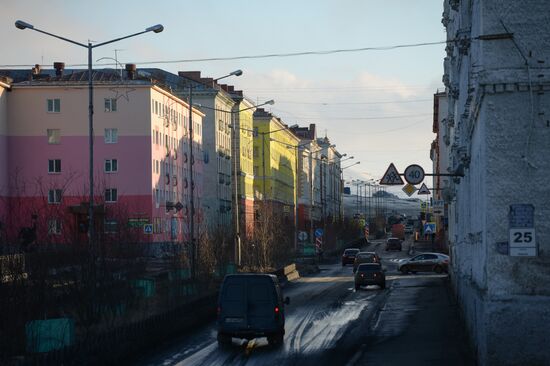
[135,239,474,366]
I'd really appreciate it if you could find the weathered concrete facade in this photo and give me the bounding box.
[442,1,550,364]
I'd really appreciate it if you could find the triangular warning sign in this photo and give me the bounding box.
[380,163,404,185]
[417,183,431,195]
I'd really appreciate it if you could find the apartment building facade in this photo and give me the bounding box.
[442,0,550,364]
[252,108,300,223]
[0,66,204,248]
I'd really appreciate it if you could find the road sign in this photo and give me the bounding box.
[380,163,404,185]
[404,164,425,185]
[144,224,153,234]
[417,183,431,195]
[423,222,436,235]
[315,237,323,252]
[433,199,444,215]
[298,231,308,241]
[508,204,536,257]
[402,183,417,197]
[315,228,324,238]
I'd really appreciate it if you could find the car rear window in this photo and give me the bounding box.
[344,249,359,255]
[358,263,381,271]
[357,252,375,258]
[388,239,400,244]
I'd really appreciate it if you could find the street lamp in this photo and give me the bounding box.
[181,70,242,277]
[15,20,164,250]
[194,99,275,266]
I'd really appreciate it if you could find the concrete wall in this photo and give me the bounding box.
[444,0,550,364]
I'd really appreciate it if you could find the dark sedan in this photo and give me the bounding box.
[385,237,402,251]
[355,263,386,290]
[398,253,449,274]
[341,248,360,266]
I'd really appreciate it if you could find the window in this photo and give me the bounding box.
[105,128,118,143]
[48,159,61,173]
[104,219,118,233]
[47,98,60,113]
[47,129,60,144]
[105,188,118,202]
[104,98,117,112]
[48,189,62,204]
[105,159,118,173]
[47,219,62,235]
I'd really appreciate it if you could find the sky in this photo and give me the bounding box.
[1,0,446,197]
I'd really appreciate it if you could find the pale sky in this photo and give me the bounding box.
[1,0,446,197]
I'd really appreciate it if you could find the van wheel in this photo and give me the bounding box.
[268,332,284,346]
[217,333,231,347]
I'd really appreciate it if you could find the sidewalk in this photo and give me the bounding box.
[351,275,475,366]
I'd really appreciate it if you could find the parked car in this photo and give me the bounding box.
[341,248,361,266]
[355,263,386,290]
[217,274,290,347]
[398,253,450,274]
[353,251,381,272]
[385,237,402,251]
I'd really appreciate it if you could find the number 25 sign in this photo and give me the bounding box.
[509,228,536,248]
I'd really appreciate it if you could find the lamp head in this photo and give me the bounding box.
[265,99,275,105]
[146,24,164,33]
[231,69,243,77]
[15,20,34,30]
[342,153,347,157]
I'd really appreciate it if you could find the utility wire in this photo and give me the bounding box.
[0,40,448,68]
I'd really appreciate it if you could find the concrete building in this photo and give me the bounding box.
[252,108,300,226]
[0,66,204,248]
[430,91,450,247]
[442,1,550,364]
[176,72,236,233]
[225,90,256,239]
[290,124,318,243]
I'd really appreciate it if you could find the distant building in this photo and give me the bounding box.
[442,1,550,364]
[0,65,204,248]
[252,108,299,227]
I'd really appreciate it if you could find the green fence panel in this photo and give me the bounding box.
[26,318,74,353]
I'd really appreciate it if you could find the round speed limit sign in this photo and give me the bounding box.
[404,164,425,185]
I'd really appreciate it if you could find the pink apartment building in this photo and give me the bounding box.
[0,66,204,249]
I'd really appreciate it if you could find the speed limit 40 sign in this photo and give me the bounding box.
[404,164,425,185]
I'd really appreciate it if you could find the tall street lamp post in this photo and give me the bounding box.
[15,20,164,251]
[197,99,275,266]
[183,69,242,278]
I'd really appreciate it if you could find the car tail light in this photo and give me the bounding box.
[360,273,364,278]
[274,306,280,313]
[374,273,378,277]
[443,259,449,264]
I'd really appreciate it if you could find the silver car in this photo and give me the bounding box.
[398,253,449,274]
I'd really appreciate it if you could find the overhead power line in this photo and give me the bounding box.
[0,40,447,68]
[274,98,432,105]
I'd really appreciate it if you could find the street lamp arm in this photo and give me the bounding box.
[260,124,299,136]
[93,26,162,48]
[198,100,274,114]
[21,24,87,47]
[342,161,360,170]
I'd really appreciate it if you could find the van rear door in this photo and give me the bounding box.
[246,276,277,330]
[220,277,247,326]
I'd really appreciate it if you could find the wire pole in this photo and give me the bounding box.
[188,86,196,278]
